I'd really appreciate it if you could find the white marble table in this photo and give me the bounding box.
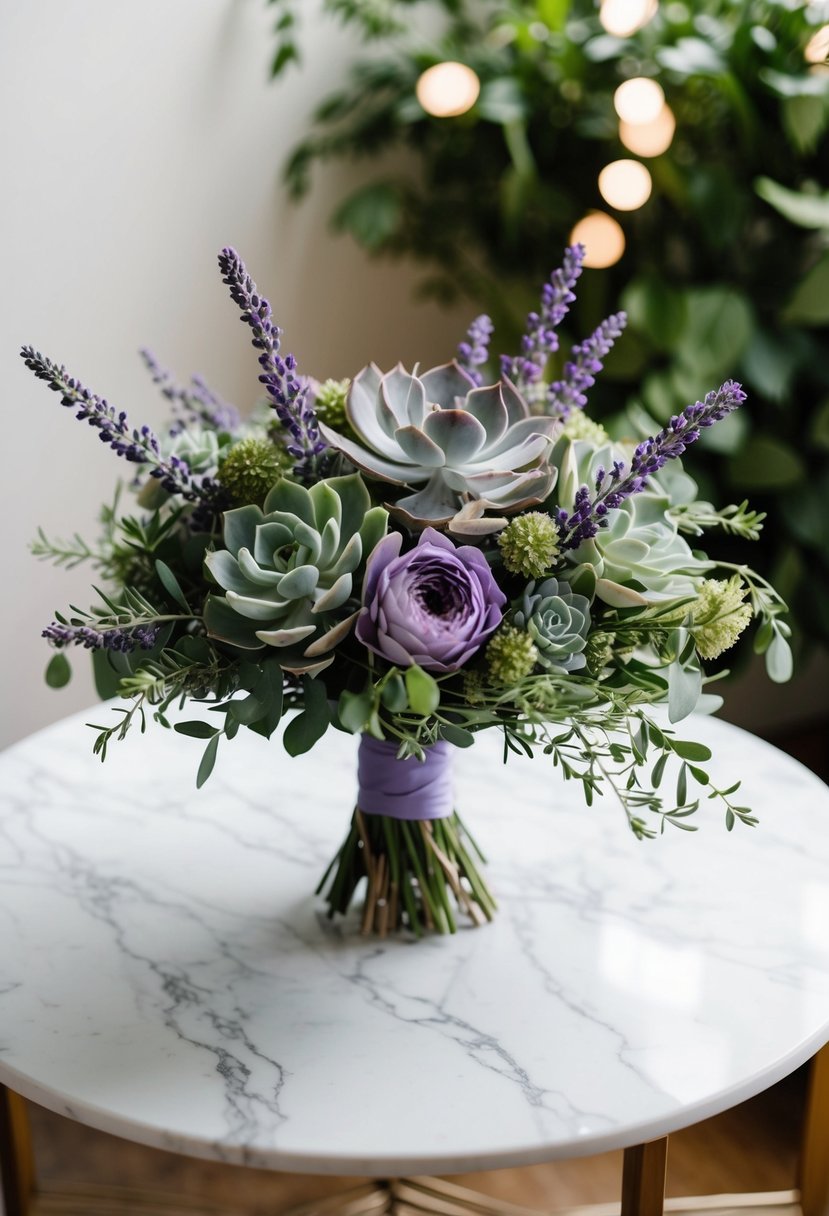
[1,707,829,1215]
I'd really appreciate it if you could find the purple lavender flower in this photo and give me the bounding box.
[559,380,747,549]
[547,312,627,420]
[19,347,219,508]
[456,314,494,387]
[140,349,241,435]
[357,528,506,672]
[43,621,160,652]
[217,248,324,479]
[501,246,584,392]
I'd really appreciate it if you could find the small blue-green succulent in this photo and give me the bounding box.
[203,474,387,673]
[318,362,559,535]
[513,577,591,673]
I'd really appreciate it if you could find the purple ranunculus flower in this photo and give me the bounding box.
[356,528,506,672]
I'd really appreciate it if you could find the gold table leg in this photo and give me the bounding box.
[622,1138,668,1216]
[800,1042,829,1216]
[0,1084,35,1216]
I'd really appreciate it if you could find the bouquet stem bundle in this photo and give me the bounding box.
[317,810,496,937]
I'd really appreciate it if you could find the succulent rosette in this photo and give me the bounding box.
[204,473,387,672]
[318,362,560,534]
[513,578,591,673]
[357,527,506,672]
[556,438,711,606]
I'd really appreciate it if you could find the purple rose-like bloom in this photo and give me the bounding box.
[357,528,506,672]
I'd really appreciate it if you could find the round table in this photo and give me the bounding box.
[1,707,829,1216]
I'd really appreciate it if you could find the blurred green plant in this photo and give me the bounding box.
[269,0,829,652]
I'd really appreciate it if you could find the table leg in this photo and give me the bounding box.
[621,1138,668,1216]
[0,1086,35,1216]
[800,1043,829,1216]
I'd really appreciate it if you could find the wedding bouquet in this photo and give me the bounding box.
[26,245,792,936]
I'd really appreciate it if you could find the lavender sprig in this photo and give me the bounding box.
[559,381,748,549]
[501,245,585,395]
[43,621,160,652]
[456,314,494,386]
[217,247,324,479]
[20,347,209,503]
[140,349,241,435]
[547,311,627,420]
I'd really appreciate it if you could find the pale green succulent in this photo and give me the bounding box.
[513,577,591,673]
[554,437,711,607]
[203,474,387,674]
[318,362,559,535]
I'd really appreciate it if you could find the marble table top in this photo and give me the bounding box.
[1,707,828,1176]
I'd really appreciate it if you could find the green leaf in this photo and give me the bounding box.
[229,694,266,725]
[339,688,374,734]
[175,721,219,739]
[405,664,440,716]
[728,435,806,490]
[672,740,713,762]
[783,252,829,325]
[622,277,688,354]
[675,288,753,377]
[92,649,121,699]
[477,78,527,124]
[270,41,299,78]
[380,673,408,713]
[781,96,829,156]
[154,559,190,611]
[331,182,402,251]
[440,724,475,748]
[759,68,829,98]
[667,660,701,723]
[755,177,829,230]
[656,37,725,76]
[766,630,794,684]
[45,652,72,689]
[196,734,219,789]
[740,328,800,404]
[283,677,331,756]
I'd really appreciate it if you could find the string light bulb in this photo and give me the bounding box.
[569,213,626,268]
[804,25,829,64]
[599,0,658,38]
[598,159,653,210]
[613,78,665,125]
[619,105,676,156]
[415,62,481,118]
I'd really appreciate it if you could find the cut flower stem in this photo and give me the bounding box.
[317,809,497,937]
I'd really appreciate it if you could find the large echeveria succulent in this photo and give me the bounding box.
[554,438,710,607]
[318,362,559,535]
[203,474,387,673]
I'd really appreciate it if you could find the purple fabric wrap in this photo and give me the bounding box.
[357,735,454,820]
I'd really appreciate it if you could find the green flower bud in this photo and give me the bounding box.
[217,437,289,505]
[692,576,752,660]
[314,379,351,432]
[584,631,615,676]
[462,668,486,705]
[561,412,609,445]
[485,625,539,685]
[497,512,562,579]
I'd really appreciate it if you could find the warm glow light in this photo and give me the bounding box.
[415,62,481,118]
[804,24,829,64]
[599,0,658,38]
[598,159,653,210]
[569,213,626,268]
[619,105,676,156]
[613,77,665,125]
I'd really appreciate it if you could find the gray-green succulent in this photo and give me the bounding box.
[203,474,387,673]
[318,361,559,535]
[513,577,591,673]
[554,437,711,608]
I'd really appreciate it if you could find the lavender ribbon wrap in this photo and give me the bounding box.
[357,735,454,821]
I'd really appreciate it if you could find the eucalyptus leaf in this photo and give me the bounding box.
[45,652,71,689]
[196,734,220,789]
[405,665,440,715]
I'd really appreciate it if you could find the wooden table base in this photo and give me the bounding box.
[2,1044,828,1216]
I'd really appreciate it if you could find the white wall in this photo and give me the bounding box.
[0,0,469,749]
[1,1,826,751]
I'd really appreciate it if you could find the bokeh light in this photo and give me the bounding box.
[613,78,665,125]
[416,62,481,118]
[804,25,829,64]
[619,105,676,156]
[599,0,658,38]
[598,160,653,210]
[569,213,626,268]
